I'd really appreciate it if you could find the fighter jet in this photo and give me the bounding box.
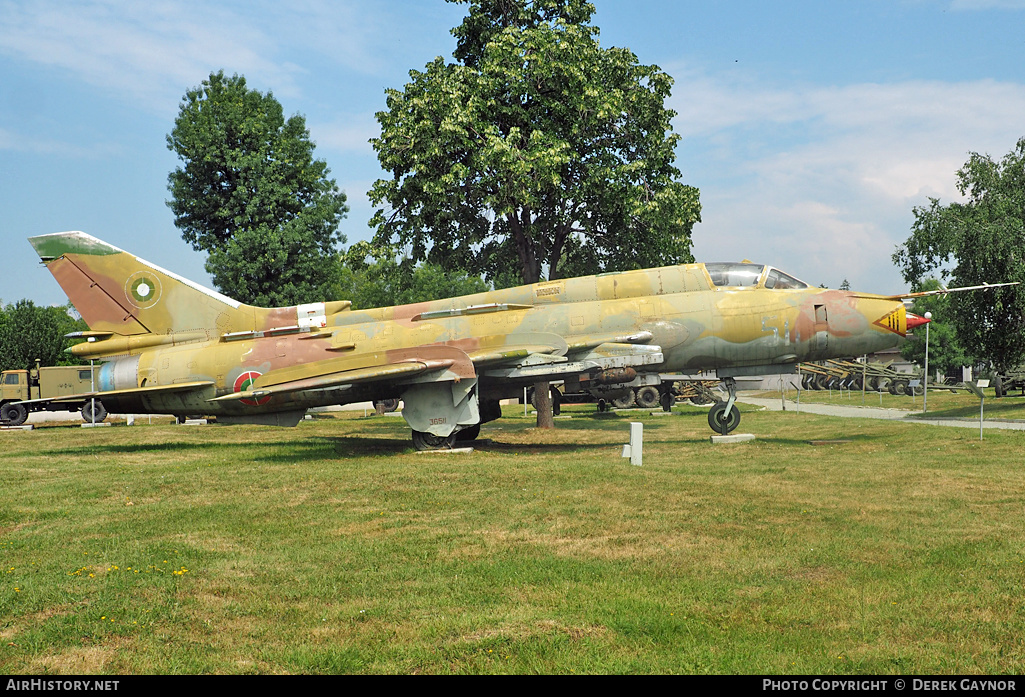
[26,231,929,448]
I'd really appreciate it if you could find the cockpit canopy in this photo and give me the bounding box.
[704,263,808,290]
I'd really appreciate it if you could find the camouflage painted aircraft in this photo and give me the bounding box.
[27,231,935,447]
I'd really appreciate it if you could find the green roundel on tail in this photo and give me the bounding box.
[130,277,157,302]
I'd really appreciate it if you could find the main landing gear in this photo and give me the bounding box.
[411,423,481,451]
[412,430,457,450]
[707,377,741,435]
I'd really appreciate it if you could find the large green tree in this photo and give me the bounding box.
[369,0,700,287]
[899,279,967,377]
[0,300,86,372]
[167,71,349,307]
[370,0,700,428]
[893,137,1025,372]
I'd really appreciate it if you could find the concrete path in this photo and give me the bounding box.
[737,395,1025,432]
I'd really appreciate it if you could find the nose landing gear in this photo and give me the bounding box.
[707,377,741,435]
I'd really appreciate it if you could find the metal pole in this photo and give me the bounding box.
[90,358,96,425]
[924,312,931,414]
[796,364,801,414]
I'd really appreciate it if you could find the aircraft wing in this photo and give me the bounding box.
[15,381,216,406]
[210,345,476,402]
[477,329,663,381]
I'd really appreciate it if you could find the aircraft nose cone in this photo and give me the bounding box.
[906,313,931,330]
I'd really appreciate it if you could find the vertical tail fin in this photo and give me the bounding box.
[29,231,248,336]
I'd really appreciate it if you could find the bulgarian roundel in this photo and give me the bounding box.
[234,370,270,406]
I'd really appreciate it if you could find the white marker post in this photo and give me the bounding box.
[621,422,643,466]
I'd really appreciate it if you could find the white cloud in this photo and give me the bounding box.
[311,115,380,156]
[0,1,296,113]
[671,69,1025,290]
[0,0,395,115]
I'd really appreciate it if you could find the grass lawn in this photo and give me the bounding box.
[2,403,1024,674]
[762,383,1025,420]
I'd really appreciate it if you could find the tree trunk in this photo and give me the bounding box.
[534,380,554,429]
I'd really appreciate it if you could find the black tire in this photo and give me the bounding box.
[81,400,107,423]
[660,391,674,412]
[635,385,660,409]
[529,386,562,414]
[375,398,400,413]
[707,402,741,435]
[689,395,714,406]
[892,380,908,396]
[412,430,456,451]
[611,389,635,409]
[596,399,608,413]
[1,402,28,427]
[454,424,481,442]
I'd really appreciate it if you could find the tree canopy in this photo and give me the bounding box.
[369,0,700,287]
[892,137,1025,372]
[899,279,967,377]
[334,242,489,310]
[167,71,349,307]
[0,300,86,372]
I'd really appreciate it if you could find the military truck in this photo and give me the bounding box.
[994,367,1025,397]
[0,363,106,426]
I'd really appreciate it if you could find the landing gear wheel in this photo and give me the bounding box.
[81,400,107,423]
[375,398,399,413]
[454,424,481,442]
[1,402,28,426]
[611,389,635,409]
[707,402,741,435]
[412,430,457,451]
[635,385,660,410]
[660,391,674,412]
[596,399,608,413]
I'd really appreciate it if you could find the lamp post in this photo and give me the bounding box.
[923,311,932,413]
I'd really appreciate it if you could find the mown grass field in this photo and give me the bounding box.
[2,401,1024,674]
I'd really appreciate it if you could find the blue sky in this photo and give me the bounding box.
[2,0,1024,308]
